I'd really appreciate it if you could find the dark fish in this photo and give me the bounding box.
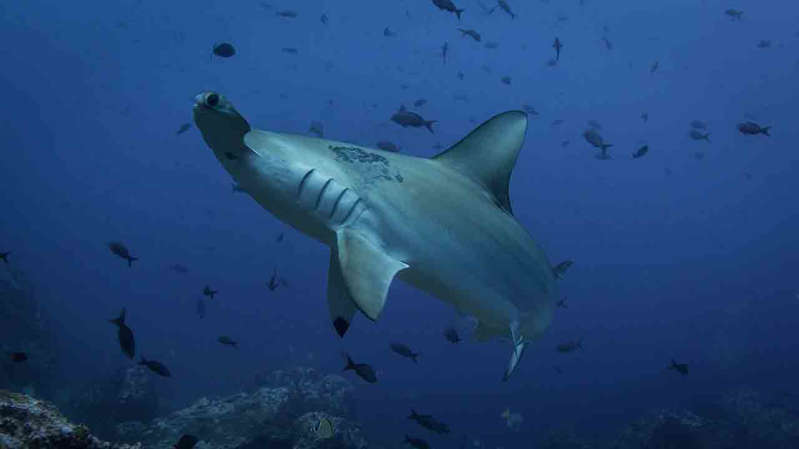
[232,183,247,193]
[442,41,448,64]
[500,76,511,85]
[276,232,285,242]
[377,141,400,152]
[268,268,280,291]
[218,336,238,348]
[282,48,299,55]
[484,41,499,49]
[601,36,613,50]
[109,308,135,359]
[176,123,191,135]
[404,436,431,449]
[0,251,9,264]
[493,0,515,19]
[432,0,464,20]
[632,145,649,159]
[556,298,567,309]
[552,260,573,279]
[553,37,563,61]
[561,140,570,147]
[174,434,199,449]
[139,357,171,377]
[170,264,189,274]
[413,98,427,107]
[757,40,772,49]
[689,130,711,142]
[276,10,298,18]
[384,27,396,37]
[583,129,612,151]
[669,359,688,375]
[10,352,27,362]
[443,327,461,343]
[212,42,236,58]
[547,58,558,67]
[390,343,420,363]
[551,119,564,126]
[456,71,463,80]
[391,105,437,133]
[343,353,377,383]
[556,339,583,353]
[693,152,705,160]
[108,241,138,267]
[641,112,648,122]
[309,120,324,137]
[725,9,743,20]
[457,28,481,42]
[650,61,659,73]
[690,120,708,129]
[196,298,206,319]
[320,14,328,25]
[408,409,450,434]
[737,121,770,136]
[203,285,218,299]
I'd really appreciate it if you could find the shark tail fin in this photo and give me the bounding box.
[434,111,527,215]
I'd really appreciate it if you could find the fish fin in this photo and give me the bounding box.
[335,230,408,321]
[433,111,527,215]
[502,322,527,381]
[456,9,464,20]
[343,353,355,371]
[425,120,437,134]
[110,308,126,326]
[327,247,358,337]
[762,127,771,136]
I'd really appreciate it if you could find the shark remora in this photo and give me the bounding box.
[193,92,557,380]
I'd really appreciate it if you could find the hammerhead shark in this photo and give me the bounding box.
[193,91,558,380]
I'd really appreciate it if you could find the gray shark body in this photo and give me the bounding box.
[193,92,557,380]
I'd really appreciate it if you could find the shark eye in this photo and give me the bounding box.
[205,93,220,107]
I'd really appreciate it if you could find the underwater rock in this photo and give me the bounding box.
[611,409,732,449]
[0,390,140,448]
[116,367,366,449]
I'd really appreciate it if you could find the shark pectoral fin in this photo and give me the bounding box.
[433,111,528,215]
[502,321,527,382]
[336,230,408,321]
[327,249,357,337]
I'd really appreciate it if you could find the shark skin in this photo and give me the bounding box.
[193,92,558,380]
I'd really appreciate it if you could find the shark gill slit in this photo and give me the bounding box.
[342,198,362,224]
[297,169,316,198]
[315,178,334,210]
[329,188,350,219]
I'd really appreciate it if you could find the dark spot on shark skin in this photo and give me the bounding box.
[328,145,402,183]
[395,174,404,183]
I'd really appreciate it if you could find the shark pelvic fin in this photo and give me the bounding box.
[336,229,408,321]
[502,321,527,382]
[327,248,358,337]
[433,111,528,215]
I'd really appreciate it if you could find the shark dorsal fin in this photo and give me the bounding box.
[433,111,527,214]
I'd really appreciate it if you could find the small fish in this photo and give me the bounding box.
[484,41,499,49]
[552,260,573,279]
[196,298,206,319]
[408,409,450,434]
[176,123,191,135]
[443,327,461,343]
[669,359,688,375]
[281,47,299,55]
[725,9,743,21]
[315,417,334,439]
[139,357,171,377]
[500,76,511,85]
[456,71,464,80]
[547,58,558,67]
[276,232,285,242]
[10,352,27,362]
[442,41,448,64]
[601,36,613,50]
[390,343,420,363]
[493,0,515,19]
[757,40,772,49]
[309,120,324,137]
[174,434,199,449]
[556,297,567,309]
[641,112,649,122]
[689,130,711,142]
[500,408,523,430]
[203,285,218,299]
[212,42,236,58]
[320,14,328,25]
[553,37,563,61]
[551,119,564,126]
[561,140,570,148]
[404,436,430,449]
[343,353,377,383]
[432,0,464,20]
[377,141,400,152]
[690,120,708,129]
[218,336,238,348]
[267,268,286,291]
[384,27,396,37]
[108,241,138,267]
[650,60,659,73]
[109,308,135,359]
[170,264,188,274]
[414,99,427,107]
[737,121,771,136]
[391,105,437,133]
[583,129,612,153]
[457,28,481,42]
[0,251,9,264]
[556,339,583,353]
[632,145,649,159]
[693,152,705,160]
[276,10,298,18]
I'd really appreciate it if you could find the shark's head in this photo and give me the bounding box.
[193,91,251,160]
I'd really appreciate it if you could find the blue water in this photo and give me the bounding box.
[2,0,798,447]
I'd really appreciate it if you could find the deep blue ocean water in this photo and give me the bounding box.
[1,0,798,447]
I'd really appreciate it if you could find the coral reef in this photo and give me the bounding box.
[0,389,140,448]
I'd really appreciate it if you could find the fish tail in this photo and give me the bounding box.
[425,121,437,134]
[109,308,126,326]
[127,256,138,267]
[704,133,711,142]
[762,127,771,136]
[412,353,420,363]
[456,9,464,20]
